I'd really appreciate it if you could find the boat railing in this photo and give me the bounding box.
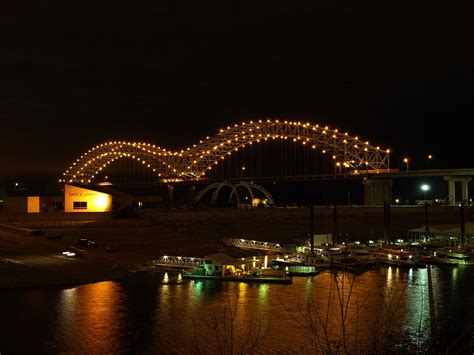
[225,238,284,252]
[152,256,208,267]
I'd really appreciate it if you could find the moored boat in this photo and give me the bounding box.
[182,269,293,284]
[286,265,320,276]
[373,248,421,267]
[279,252,331,268]
[428,250,474,266]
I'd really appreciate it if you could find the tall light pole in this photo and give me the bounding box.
[403,158,409,171]
[427,154,433,169]
[421,184,431,200]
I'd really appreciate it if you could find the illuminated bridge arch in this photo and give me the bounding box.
[194,181,274,206]
[62,119,390,184]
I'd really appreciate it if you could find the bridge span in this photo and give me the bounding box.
[61,120,390,184]
[212,168,474,206]
[59,120,472,207]
[365,168,474,206]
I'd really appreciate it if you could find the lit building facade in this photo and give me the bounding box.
[64,184,113,213]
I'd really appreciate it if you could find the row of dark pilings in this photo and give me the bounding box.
[308,202,467,254]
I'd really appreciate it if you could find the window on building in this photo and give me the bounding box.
[73,201,87,210]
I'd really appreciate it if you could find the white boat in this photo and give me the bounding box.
[429,250,474,266]
[373,248,419,267]
[279,252,331,268]
[345,246,377,265]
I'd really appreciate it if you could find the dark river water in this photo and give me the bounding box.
[0,266,473,354]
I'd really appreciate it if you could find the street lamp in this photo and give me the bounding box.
[403,158,409,171]
[421,184,431,200]
[427,154,433,169]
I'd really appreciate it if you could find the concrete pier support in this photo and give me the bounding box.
[444,176,471,205]
[448,180,456,206]
[462,181,469,204]
[364,178,393,206]
[167,185,174,201]
[184,185,196,202]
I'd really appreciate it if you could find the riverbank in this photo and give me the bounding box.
[1,206,472,288]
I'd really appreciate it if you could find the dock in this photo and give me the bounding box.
[182,272,293,284]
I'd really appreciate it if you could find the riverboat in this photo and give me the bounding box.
[182,269,292,284]
[281,253,331,268]
[286,265,320,276]
[272,259,320,276]
[373,248,421,267]
[428,250,474,266]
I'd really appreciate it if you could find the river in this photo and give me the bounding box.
[1,266,473,353]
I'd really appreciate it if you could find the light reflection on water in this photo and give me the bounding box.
[0,267,473,353]
[54,281,126,354]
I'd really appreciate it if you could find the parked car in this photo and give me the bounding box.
[77,238,89,246]
[62,246,86,257]
[47,233,63,240]
[77,238,99,248]
[31,229,45,236]
[106,245,120,253]
[87,240,99,248]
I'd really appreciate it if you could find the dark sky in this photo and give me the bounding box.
[1,1,473,179]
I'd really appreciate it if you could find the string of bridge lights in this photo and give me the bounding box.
[61,119,392,184]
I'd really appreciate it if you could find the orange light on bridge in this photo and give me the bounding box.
[403,158,409,171]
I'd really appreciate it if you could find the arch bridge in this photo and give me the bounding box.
[62,119,390,184]
[194,181,274,206]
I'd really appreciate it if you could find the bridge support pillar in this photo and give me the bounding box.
[363,178,393,206]
[167,185,174,201]
[185,185,196,202]
[448,180,456,206]
[462,181,469,204]
[444,176,471,205]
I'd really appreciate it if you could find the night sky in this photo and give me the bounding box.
[1,2,473,179]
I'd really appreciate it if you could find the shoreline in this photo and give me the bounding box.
[0,262,133,290]
[0,273,130,290]
[1,207,473,290]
